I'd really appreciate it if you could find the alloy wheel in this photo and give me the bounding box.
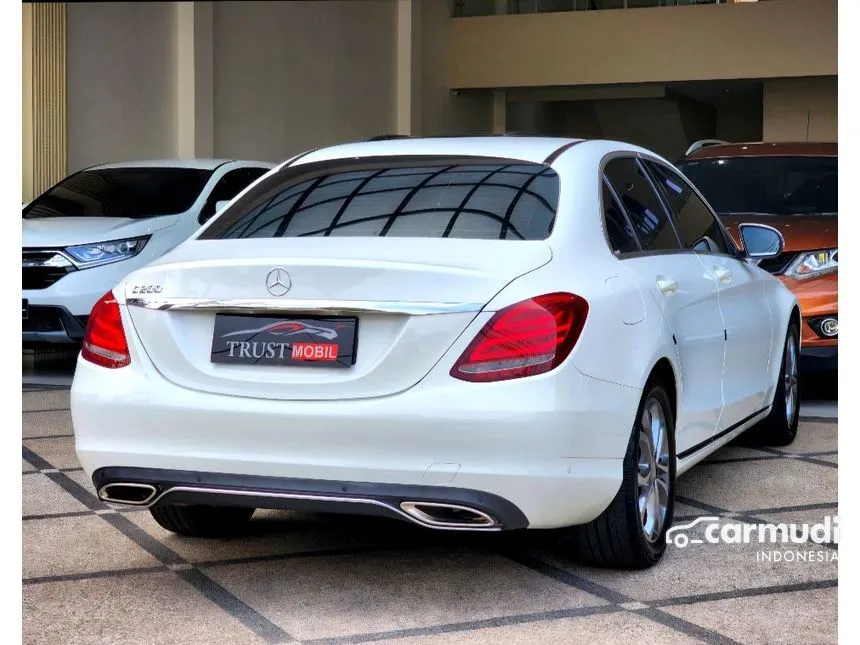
[636,397,670,543]
[784,332,799,427]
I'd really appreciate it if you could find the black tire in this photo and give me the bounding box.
[568,382,676,569]
[744,321,800,447]
[149,504,255,538]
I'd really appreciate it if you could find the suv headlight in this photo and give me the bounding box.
[786,249,838,280]
[64,236,150,268]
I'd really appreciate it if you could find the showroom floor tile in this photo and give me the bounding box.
[660,586,837,645]
[23,571,268,645]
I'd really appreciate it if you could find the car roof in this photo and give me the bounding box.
[683,141,837,161]
[297,136,587,166]
[85,159,274,171]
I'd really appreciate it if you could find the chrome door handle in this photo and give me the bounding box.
[714,266,732,284]
[656,276,679,295]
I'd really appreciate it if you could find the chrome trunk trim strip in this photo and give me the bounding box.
[125,297,485,316]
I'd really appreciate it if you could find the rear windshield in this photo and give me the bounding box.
[23,168,213,220]
[200,157,560,241]
[677,156,837,216]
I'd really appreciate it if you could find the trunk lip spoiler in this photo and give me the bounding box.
[125,296,485,316]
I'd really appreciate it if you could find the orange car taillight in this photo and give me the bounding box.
[80,291,131,369]
[450,292,589,383]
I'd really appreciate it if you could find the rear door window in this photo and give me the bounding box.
[603,157,681,252]
[200,158,560,241]
[645,161,731,255]
[601,179,640,254]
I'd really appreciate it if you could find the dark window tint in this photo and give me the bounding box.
[198,167,270,222]
[201,159,560,241]
[646,162,730,254]
[604,158,680,252]
[677,156,837,216]
[23,168,213,220]
[602,180,639,254]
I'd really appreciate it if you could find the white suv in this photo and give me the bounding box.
[23,159,274,346]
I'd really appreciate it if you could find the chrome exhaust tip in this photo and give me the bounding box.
[399,502,498,529]
[98,483,158,506]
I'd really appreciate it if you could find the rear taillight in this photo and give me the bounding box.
[450,292,589,383]
[80,291,131,369]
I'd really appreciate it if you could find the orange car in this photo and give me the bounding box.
[677,141,837,371]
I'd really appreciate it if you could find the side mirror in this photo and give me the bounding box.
[739,223,783,259]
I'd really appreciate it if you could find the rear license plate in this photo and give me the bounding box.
[210,314,357,368]
[22,299,28,320]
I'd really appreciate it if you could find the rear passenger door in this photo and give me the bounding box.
[603,156,725,455]
[645,161,772,429]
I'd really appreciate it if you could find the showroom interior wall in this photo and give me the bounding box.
[419,0,490,136]
[447,0,836,89]
[763,76,838,142]
[449,0,837,148]
[21,0,496,202]
[22,0,836,201]
[66,2,178,173]
[212,0,397,161]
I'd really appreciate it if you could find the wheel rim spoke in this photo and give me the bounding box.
[636,395,671,544]
[784,334,798,425]
[641,407,652,437]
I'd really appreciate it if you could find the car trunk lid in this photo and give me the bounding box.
[123,237,552,400]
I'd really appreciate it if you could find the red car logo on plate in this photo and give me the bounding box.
[220,320,338,340]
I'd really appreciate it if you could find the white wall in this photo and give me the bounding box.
[66,2,177,171]
[212,0,396,162]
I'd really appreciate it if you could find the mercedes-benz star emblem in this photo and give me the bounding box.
[265,267,292,297]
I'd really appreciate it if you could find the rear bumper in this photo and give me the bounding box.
[71,348,641,529]
[800,345,838,372]
[93,467,530,531]
[22,305,87,345]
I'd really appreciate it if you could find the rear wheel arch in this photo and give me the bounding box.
[772,305,801,386]
[789,306,801,337]
[646,357,677,429]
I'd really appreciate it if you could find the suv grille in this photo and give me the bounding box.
[756,252,797,275]
[22,251,76,290]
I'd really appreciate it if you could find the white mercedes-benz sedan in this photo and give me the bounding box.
[71,136,799,569]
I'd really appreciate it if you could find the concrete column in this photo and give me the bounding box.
[763,77,837,143]
[23,3,67,201]
[395,0,421,136]
[175,1,214,158]
[491,90,507,134]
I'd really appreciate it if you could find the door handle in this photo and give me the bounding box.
[713,266,732,284]
[656,276,679,295]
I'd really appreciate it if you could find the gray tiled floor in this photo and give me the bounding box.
[22,387,838,645]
